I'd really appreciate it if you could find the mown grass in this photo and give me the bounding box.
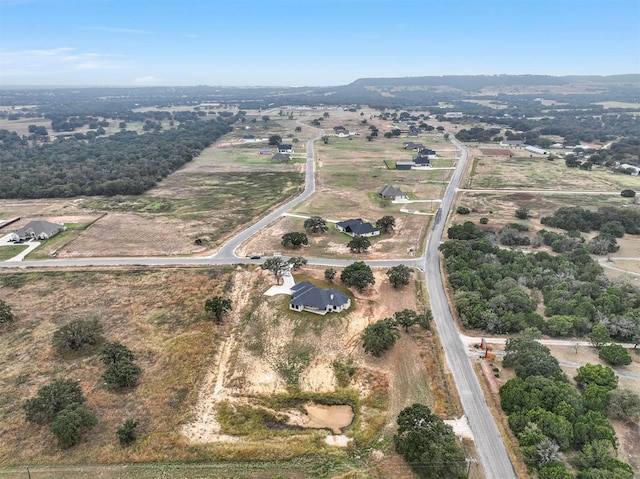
[0,245,28,261]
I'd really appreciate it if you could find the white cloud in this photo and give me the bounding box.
[132,75,161,85]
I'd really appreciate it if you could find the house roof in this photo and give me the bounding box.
[14,220,63,238]
[333,126,346,131]
[403,142,424,150]
[243,134,255,139]
[377,185,405,197]
[414,156,431,164]
[336,218,379,235]
[290,281,349,310]
[278,144,293,150]
[417,148,435,156]
[259,148,272,153]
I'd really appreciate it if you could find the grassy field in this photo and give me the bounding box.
[0,244,28,261]
[468,152,639,191]
[0,263,461,477]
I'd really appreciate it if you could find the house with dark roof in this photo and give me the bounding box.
[417,148,436,157]
[289,281,351,315]
[396,161,414,170]
[333,126,346,132]
[335,218,380,237]
[377,185,408,201]
[403,142,424,151]
[9,220,65,242]
[414,156,431,167]
[278,144,294,153]
[500,140,523,147]
[271,152,291,162]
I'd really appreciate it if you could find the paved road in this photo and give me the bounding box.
[425,136,517,479]
[0,132,517,478]
[214,130,323,260]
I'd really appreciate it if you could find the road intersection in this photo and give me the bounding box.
[0,128,518,477]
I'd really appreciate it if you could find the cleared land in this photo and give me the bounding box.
[0,264,468,477]
[239,112,457,259]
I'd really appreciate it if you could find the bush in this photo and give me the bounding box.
[598,344,632,366]
[23,379,86,424]
[361,319,400,357]
[50,404,97,449]
[102,361,142,389]
[479,217,489,224]
[0,299,15,324]
[52,317,104,355]
[117,419,140,446]
[456,206,470,215]
[620,189,636,198]
[515,206,530,219]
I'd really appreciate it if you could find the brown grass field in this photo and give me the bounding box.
[0,263,473,477]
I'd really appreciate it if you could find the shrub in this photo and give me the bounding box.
[0,299,15,324]
[102,361,142,389]
[456,206,470,215]
[117,419,140,446]
[50,404,97,449]
[515,206,530,219]
[23,379,86,425]
[620,189,636,198]
[52,317,104,355]
[598,344,632,366]
[479,217,489,224]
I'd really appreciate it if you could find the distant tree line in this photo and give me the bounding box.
[0,116,236,198]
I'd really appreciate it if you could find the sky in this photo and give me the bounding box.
[1,0,639,87]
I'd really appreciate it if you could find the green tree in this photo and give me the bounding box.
[347,236,371,253]
[394,403,466,479]
[262,257,290,285]
[322,135,329,144]
[589,323,611,349]
[117,418,140,446]
[0,299,15,324]
[23,379,86,425]
[100,341,135,366]
[102,361,142,390]
[533,437,564,467]
[456,206,470,215]
[583,384,611,413]
[261,115,270,123]
[598,344,632,366]
[387,264,412,288]
[515,206,530,219]
[393,309,420,332]
[268,134,282,145]
[204,296,232,323]
[537,464,573,479]
[287,256,307,270]
[281,232,308,249]
[376,215,396,233]
[573,410,616,448]
[52,317,104,355]
[324,268,336,282]
[303,216,328,235]
[361,319,400,356]
[49,403,97,449]
[341,261,375,292]
[575,364,618,391]
[606,388,640,421]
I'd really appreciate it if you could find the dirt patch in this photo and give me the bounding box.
[480,149,511,156]
[57,213,206,257]
[285,403,354,434]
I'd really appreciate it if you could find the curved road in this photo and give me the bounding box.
[0,130,517,477]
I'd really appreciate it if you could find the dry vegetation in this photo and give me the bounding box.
[0,262,462,477]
